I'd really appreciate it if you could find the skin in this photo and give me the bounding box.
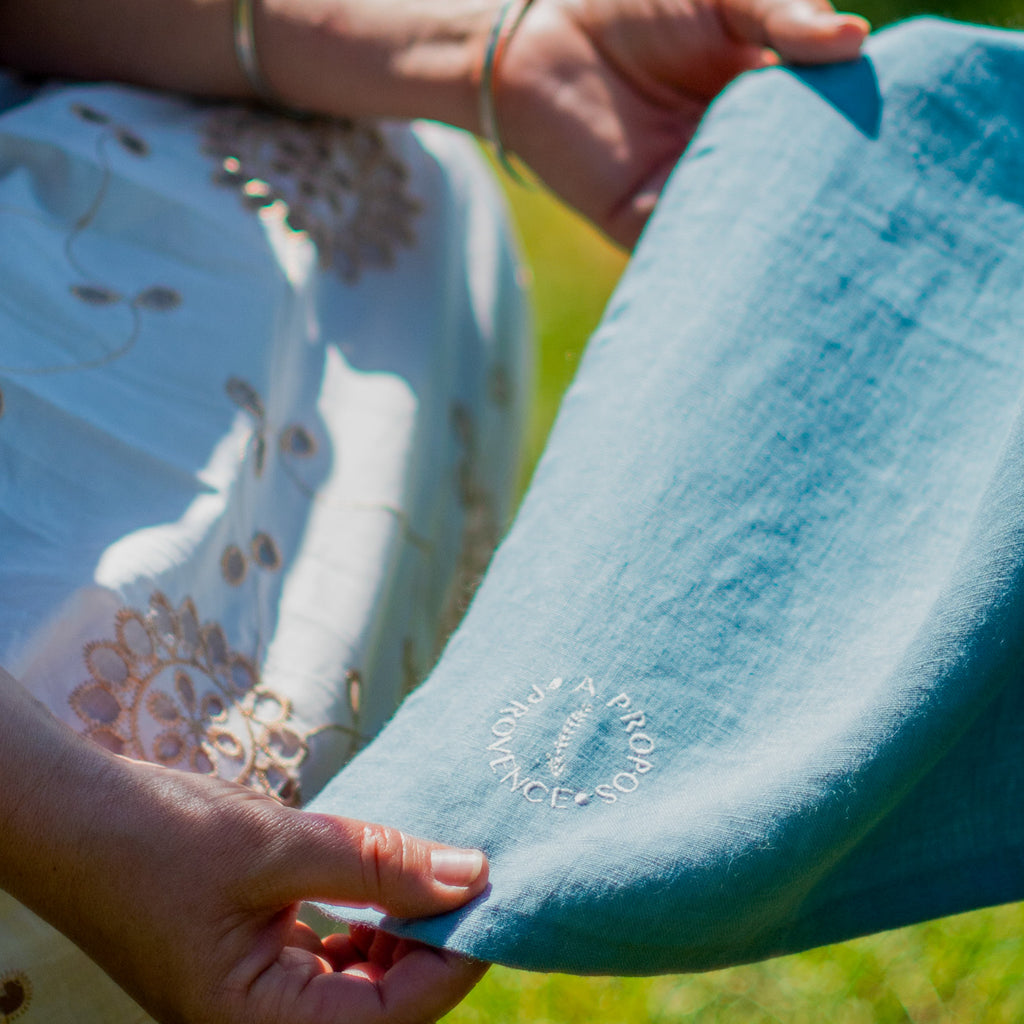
[498,0,870,243]
[0,2,867,1020]
[0,668,491,1023]
[0,0,868,247]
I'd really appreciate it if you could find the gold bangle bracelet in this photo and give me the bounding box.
[232,0,278,103]
[478,0,536,185]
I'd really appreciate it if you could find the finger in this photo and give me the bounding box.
[288,920,328,956]
[366,928,401,967]
[341,961,387,985]
[322,931,363,970]
[259,811,489,919]
[376,947,489,1024]
[720,0,870,64]
[348,923,378,957]
[319,932,396,981]
[272,947,487,1024]
[392,938,419,962]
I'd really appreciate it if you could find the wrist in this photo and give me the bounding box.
[482,0,567,172]
[0,671,133,927]
[258,0,496,130]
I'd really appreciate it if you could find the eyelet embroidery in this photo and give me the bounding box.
[221,545,248,586]
[250,532,281,571]
[70,592,308,804]
[0,971,31,1022]
[280,424,317,458]
[202,107,420,282]
[225,376,268,477]
[224,375,323,505]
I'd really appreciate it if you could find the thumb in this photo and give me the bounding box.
[720,0,870,65]
[258,810,489,919]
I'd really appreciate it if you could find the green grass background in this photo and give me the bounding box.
[446,2,1024,1020]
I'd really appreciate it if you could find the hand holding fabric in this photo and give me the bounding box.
[499,0,869,245]
[80,770,490,1024]
[0,669,488,1024]
[0,0,867,250]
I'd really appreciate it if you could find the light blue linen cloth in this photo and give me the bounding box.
[310,17,1024,973]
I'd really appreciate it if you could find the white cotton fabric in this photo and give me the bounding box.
[0,76,528,1021]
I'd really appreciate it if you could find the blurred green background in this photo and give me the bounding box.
[447,2,1024,1021]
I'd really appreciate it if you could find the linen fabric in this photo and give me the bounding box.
[0,77,528,1020]
[310,17,1024,974]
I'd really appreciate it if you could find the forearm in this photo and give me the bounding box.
[0,667,137,943]
[0,0,493,131]
[0,665,491,1023]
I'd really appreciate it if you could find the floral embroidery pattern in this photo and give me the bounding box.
[70,102,149,156]
[280,424,317,459]
[0,103,182,376]
[225,376,319,495]
[225,377,268,476]
[0,972,30,1022]
[306,667,370,768]
[70,593,307,804]
[221,545,248,586]
[202,108,420,282]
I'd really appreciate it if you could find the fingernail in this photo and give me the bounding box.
[430,848,485,887]
[788,2,847,28]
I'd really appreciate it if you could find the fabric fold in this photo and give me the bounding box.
[309,17,1024,973]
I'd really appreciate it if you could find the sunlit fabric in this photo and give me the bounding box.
[312,18,1024,973]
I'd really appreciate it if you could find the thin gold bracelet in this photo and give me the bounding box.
[478,0,536,185]
[232,0,278,104]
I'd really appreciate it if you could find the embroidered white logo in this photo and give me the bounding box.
[486,676,656,809]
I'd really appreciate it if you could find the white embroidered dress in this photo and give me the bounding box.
[0,75,528,1023]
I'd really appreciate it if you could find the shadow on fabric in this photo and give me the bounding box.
[790,56,882,138]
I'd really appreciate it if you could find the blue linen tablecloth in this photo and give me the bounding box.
[310,17,1024,973]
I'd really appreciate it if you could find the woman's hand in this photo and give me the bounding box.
[0,670,488,1024]
[69,768,488,1024]
[498,0,870,246]
[0,0,867,248]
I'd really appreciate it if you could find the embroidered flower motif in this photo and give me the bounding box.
[250,531,281,571]
[0,106,181,378]
[70,283,121,306]
[71,103,149,157]
[202,107,420,282]
[0,972,30,1022]
[280,424,317,458]
[223,376,321,498]
[70,592,307,804]
[134,285,183,311]
[71,103,110,126]
[221,545,248,586]
[225,376,267,475]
